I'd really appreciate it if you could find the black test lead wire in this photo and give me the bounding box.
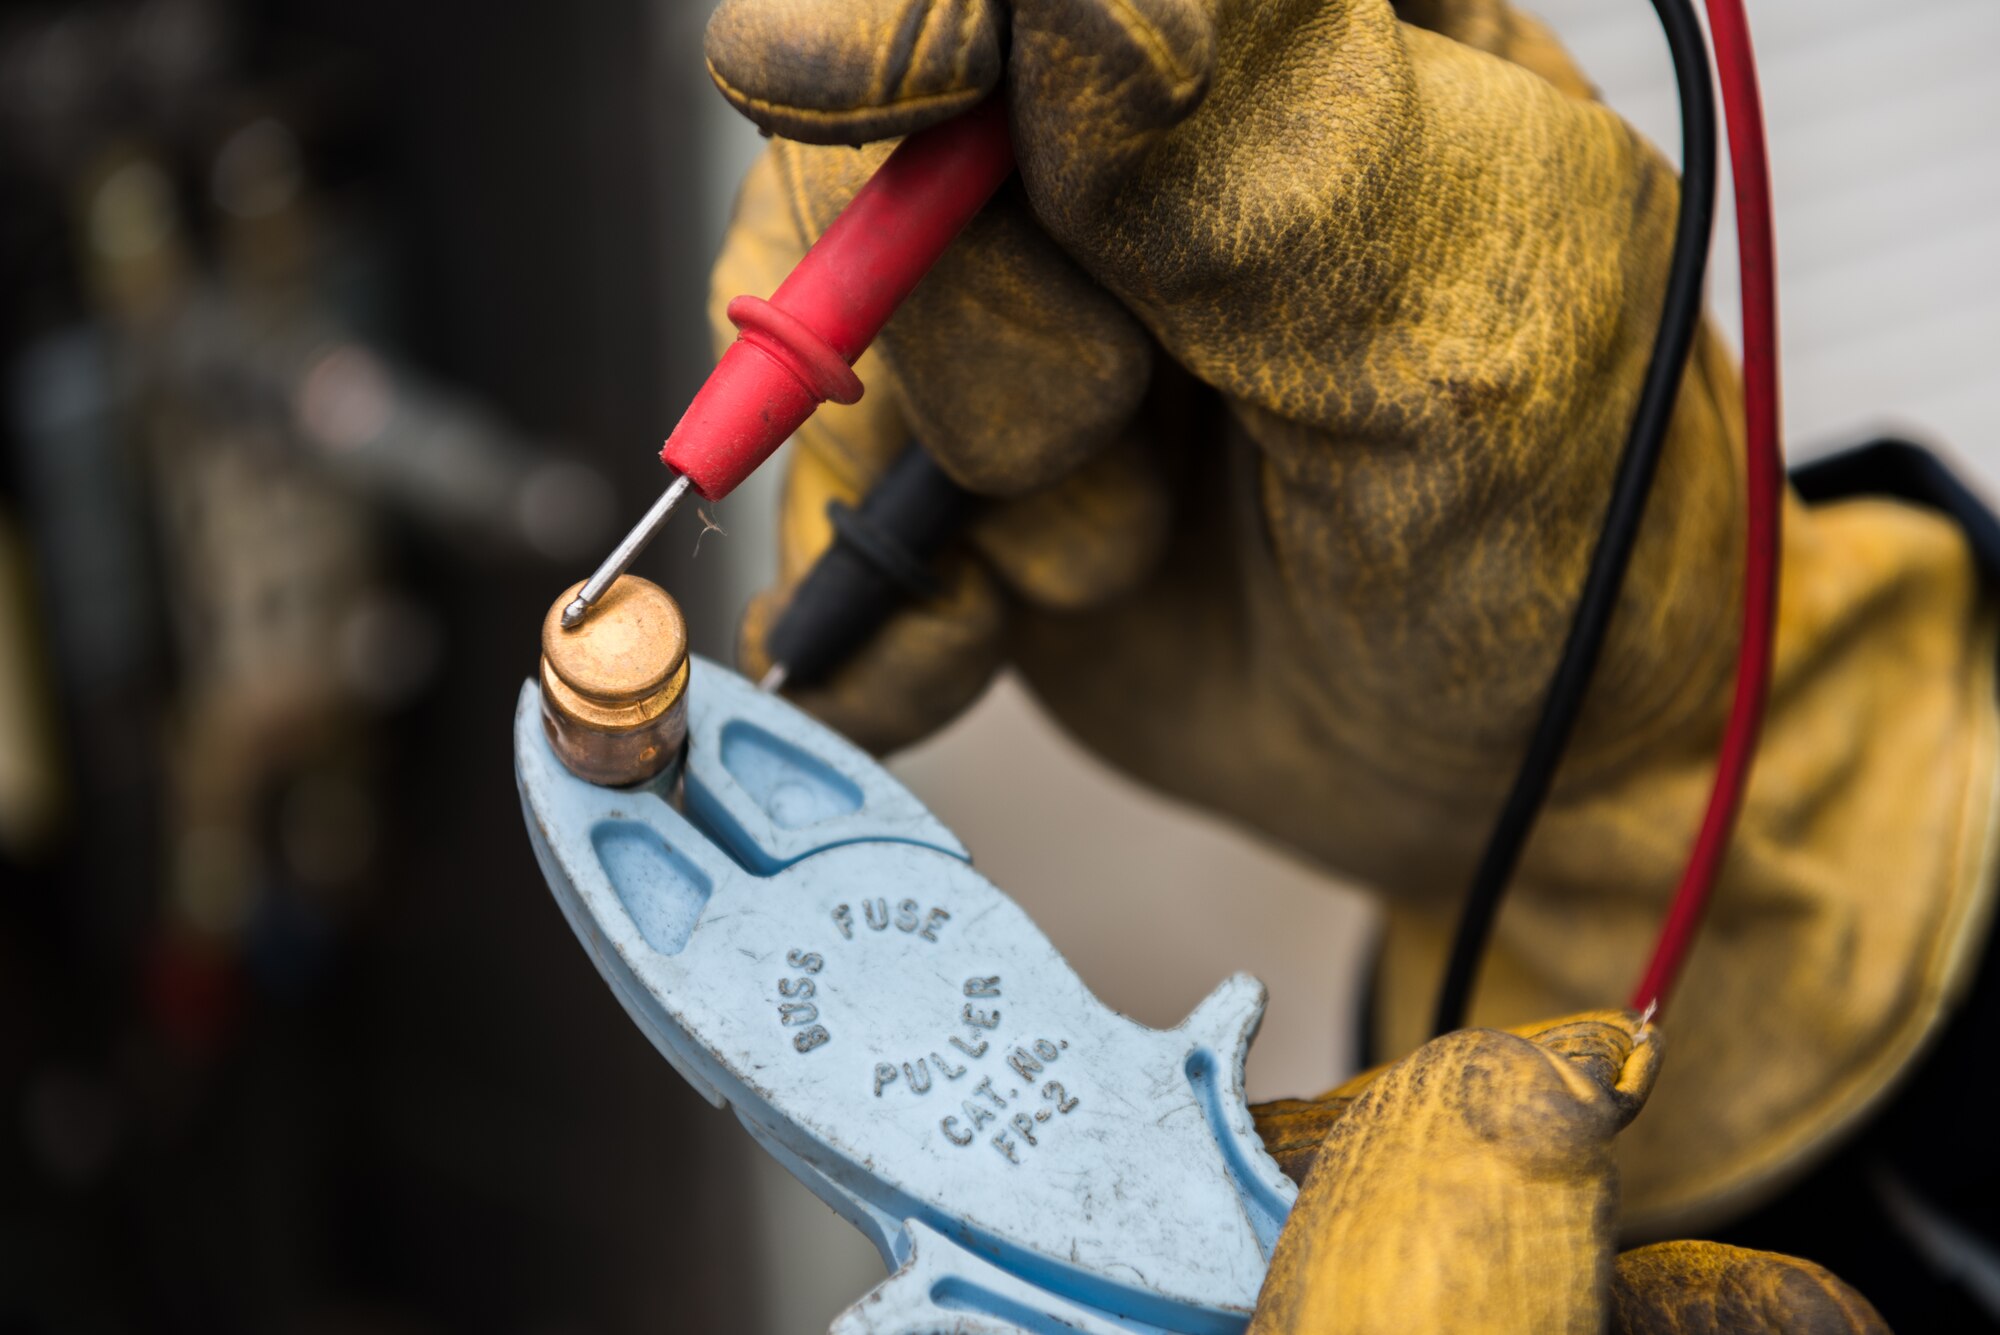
[1430,0,1718,1036]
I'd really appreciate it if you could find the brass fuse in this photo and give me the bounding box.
[540,576,688,786]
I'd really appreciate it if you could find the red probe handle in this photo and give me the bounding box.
[661,97,1016,500]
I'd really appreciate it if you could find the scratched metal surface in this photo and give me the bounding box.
[515,660,1298,1333]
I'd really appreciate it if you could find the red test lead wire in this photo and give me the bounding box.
[561,96,1016,628]
[1631,0,1784,1016]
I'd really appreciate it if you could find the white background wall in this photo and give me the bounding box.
[678,3,2000,1328]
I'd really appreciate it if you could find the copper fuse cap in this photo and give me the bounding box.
[540,576,689,786]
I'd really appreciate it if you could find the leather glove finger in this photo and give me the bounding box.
[705,0,1211,157]
[1248,1010,1662,1334]
[966,428,1174,612]
[703,0,1008,146]
[1253,1009,1661,1185]
[1610,1242,1890,1335]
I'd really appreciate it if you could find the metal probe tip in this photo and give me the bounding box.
[758,663,789,694]
[560,473,693,629]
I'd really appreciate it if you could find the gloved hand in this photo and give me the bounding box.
[1248,1011,1887,1334]
[720,0,1736,767]
[708,0,2000,1233]
[1250,1010,1664,1334]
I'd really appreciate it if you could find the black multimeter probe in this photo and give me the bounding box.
[758,442,981,694]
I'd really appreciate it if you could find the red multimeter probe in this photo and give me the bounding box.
[559,96,1014,629]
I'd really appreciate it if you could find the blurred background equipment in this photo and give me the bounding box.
[0,1,754,1329]
[3,1,1997,1333]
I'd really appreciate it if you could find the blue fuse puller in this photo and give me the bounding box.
[516,658,1297,1333]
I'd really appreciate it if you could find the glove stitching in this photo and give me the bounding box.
[954,0,983,89]
[878,0,942,107]
[707,58,985,130]
[1101,0,1207,103]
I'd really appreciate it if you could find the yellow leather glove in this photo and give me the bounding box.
[1249,1011,1664,1333]
[707,0,2000,1232]
[1248,1011,1887,1333]
[1610,1242,1889,1334]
